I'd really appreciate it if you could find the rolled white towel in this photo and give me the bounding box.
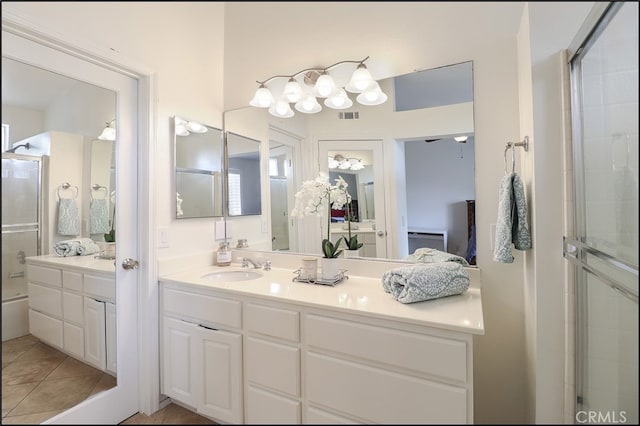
[382,262,470,304]
[54,238,100,257]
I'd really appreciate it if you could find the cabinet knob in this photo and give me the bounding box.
[122,258,140,270]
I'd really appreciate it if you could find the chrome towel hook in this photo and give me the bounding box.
[503,136,529,175]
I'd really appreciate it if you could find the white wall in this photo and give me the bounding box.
[1,105,44,144]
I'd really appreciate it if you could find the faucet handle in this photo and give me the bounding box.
[241,258,249,268]
[263,259,272,271]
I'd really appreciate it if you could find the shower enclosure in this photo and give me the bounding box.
[565,2,638,423]
[1,153,46,340]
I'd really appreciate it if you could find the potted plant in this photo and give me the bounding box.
[342,198,363,258]
[102,191,116,257]
[291,172,349,279]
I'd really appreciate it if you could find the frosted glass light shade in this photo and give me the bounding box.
[283,78,303,103]
[98,121,116,141]
[186,121,208,133]
[295,94,322,114]
[454,136,468,142]
[345,63,374,93]
[315,73,336,98]
[356,81,388,106]
[350,159,364,170]
[269,99,294,118]
[328,156,339,169]
[324,88,353,109]
[250,85,274,108]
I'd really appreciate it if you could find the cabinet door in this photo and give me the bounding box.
[106,302,117,375]
[84,297,106,370]
[162,317,198,407]
[197,327,243,424]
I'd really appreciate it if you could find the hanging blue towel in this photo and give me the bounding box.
[57,198,80,236]
[382,262,470,304]
[90,198,110,234]
[493,172,532,263]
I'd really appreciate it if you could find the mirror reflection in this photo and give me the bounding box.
[226,132,262,216]
[224,61,476,264]
[173,116,224,219]
[2,56,118,420]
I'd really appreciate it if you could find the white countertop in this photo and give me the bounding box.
[26,254,116,274]
[160,262,484,335]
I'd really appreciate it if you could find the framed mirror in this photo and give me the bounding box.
[173,116,224,219]
[223,61,475,263]
[225,131,262,216]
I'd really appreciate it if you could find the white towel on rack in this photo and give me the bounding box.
[493,172,532,263]
[90,198,110,234]
[57,198,80,236]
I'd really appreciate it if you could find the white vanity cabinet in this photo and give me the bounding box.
[26,259,116,375]
[161,286,243,424]
[159,276,478,424]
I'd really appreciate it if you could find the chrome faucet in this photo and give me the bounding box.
[241,257,262,269]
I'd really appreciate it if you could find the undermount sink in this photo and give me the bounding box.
[201,269,263,282]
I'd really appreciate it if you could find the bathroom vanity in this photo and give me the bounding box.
[159,252,484,424]
[26,255,117,375]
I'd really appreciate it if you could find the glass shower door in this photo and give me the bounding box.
[566,2,638,423]
[1,154,43,301]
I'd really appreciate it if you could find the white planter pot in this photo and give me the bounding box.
[320,257,340,280]
[343,249,361,258]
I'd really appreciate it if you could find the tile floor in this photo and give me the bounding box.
[2,335,214,425]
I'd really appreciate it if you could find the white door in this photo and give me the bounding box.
[319,139,388,258]
[2,26,140,424]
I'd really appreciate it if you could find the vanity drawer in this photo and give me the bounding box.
[84,274,115,301]
[306,352,467,424]
[63,270,83,292]
[246,385,301,424]
[28,282,62,317]
[245,303,299,342]
[305,314,468,383]
[29,309,63,349]
[28,264,62,287]
[245,336,300,396]
[163,287,241,329]
[63,291,83,324]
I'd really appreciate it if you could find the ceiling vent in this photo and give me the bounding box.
[338,111,359,120]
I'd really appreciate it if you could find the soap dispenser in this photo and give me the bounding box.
[216,241,232,266]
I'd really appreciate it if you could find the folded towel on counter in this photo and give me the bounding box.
[89,198,110,234]
[54,238,100,257]
[382,262,470,304]
[493,172,532,263]
[57,198,80,236]
[406,248,469,266]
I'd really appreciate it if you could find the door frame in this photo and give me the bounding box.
[318,139,388,258]
[2,11,158,422]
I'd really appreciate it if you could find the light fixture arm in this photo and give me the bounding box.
[256,56,370,86]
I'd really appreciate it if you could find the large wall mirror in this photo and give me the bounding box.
[223,61,476,264]
[2,55,118,420]
[173,116,224,219]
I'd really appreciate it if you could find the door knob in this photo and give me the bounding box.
[122,258,139,270]
[377,230,386,237]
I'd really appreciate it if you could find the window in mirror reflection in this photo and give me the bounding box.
[226,132,262,216]
[173,116,223,219]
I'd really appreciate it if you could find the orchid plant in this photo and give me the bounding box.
[291,172,351,258]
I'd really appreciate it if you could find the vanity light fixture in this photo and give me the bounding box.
[454,136,469,143]
[250,56,387,118]
[174,117,208,136]
[328,154,365,171]
[97,119,116,141]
